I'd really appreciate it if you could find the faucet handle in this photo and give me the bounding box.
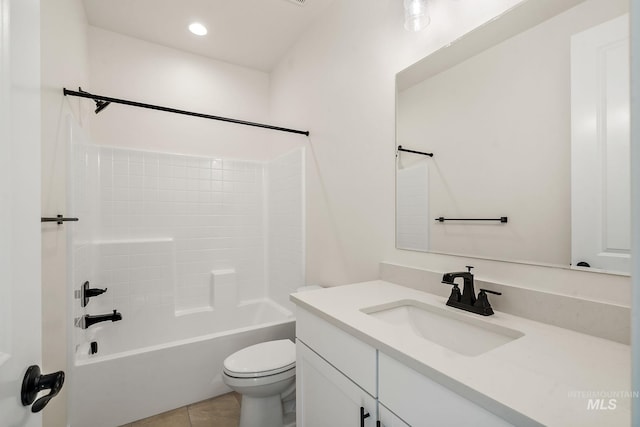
[465,265,474,273]
[474,288,501,315]
[443,282,461,304]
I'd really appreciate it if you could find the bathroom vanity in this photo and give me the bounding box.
[291,282,631,426]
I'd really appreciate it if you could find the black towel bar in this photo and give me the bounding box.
[397,145,433,157]
[435,216,508,223]
[41,215,79,225]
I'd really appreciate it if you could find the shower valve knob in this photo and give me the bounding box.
[81,281,108,307]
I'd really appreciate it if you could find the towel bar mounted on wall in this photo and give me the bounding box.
[435,216,508,223]
[41,215,79,225]
[397,145,434,157]
[63,87,310,136]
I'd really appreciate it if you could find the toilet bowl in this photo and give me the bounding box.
[223,286,322,427]
[223,339,296,427]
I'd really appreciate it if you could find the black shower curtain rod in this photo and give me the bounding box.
[63,88,310,136]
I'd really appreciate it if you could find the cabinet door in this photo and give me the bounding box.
[379,404,410,427]
[296,340,377,427]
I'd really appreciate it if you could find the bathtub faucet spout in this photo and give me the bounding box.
[81,310,122,329]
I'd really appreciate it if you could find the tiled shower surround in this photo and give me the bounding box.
[70,139,304,358]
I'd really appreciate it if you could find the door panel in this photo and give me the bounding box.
[571,14,630,272]
[0,0,42,425]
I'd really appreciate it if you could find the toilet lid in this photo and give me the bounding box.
[223,339,295,378]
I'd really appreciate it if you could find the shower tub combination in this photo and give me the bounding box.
[67,120,305,426]
[70,302,295,427]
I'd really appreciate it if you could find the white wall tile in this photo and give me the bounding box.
[71,143,303,347]
[266,148,305,310]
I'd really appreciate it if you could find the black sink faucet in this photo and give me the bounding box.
[80,310,122,329]
[442,266,477,306]
[442,266,501,316]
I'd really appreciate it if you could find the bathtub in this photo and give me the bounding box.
[69,299,295,427]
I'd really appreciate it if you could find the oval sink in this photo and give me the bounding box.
[361,299,524,356]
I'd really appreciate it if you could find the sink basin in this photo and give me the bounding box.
[361,299,523,356]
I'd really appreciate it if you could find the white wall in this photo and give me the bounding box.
[87,27,298,160]
[40,1,90,426]
[270,0,526,285]
[270,0,632,303]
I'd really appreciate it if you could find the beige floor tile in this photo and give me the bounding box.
[131,407,191,427]
[232,392,242,406]
[188,392,240,426]
[190,414,238,427]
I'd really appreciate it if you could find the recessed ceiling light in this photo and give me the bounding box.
[188,22,208,36]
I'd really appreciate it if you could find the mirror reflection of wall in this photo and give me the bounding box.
[395,0,630,274]
[396,159,429,252]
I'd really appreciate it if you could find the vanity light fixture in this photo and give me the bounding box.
[404,0,430,32]
[188,22,208,36]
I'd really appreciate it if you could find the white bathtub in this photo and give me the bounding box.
[69,299,295,427]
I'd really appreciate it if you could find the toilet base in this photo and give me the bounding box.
[283,411,296,427]
[239,394,284,427]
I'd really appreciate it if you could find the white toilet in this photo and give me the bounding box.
[222,339,296,427]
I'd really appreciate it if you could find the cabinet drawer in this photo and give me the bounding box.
[296,307,377,396]
[379,352,513,427]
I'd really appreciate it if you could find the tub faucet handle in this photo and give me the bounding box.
[81,281,108,307]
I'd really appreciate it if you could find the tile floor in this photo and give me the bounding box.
[119,392,241,427]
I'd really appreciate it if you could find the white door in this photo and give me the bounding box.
[0,0,45,425]
[296,341,377,427]
[571,14,630,273]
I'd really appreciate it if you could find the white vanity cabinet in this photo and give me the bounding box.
[296,306,514,427]
[378,353,514,427]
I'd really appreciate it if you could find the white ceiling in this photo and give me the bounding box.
[82,0,335,72]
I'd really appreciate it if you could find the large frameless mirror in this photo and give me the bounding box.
[395,0,630,275]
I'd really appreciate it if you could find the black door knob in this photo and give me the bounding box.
[21,365,65,413]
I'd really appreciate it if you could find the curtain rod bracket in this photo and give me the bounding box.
[72,87,111,114]
[94,100,110,114]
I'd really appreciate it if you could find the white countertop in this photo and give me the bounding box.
[290,281,632,427]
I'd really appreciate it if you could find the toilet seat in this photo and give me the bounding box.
[224,362,295,379]
[223,365,295,390]
[223,339,295,379]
